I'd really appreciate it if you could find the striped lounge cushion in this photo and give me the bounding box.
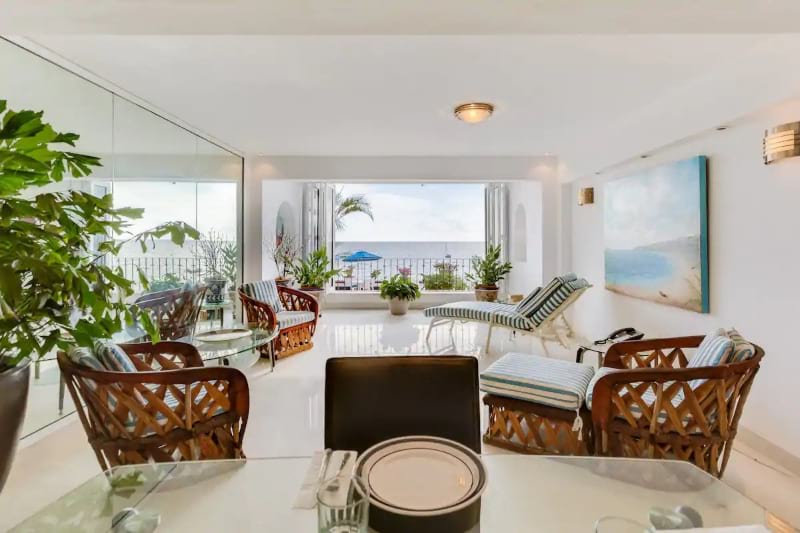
[277,311,316,329]
[529,278,590,327]
[67,346,105,371]
[424,301,531,330]
[241,280,284,312]
[514,273,577,317]
[480,352,595,411]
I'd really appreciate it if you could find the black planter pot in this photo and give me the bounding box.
[0,360,30,493]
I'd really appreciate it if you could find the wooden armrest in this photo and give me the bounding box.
[603,336,705,369]
[67,364,250,420]
[590,365,732,427]
[278,285,320,316]
[120,341,204,369]
[238,290,278,329]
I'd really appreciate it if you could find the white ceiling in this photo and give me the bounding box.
[5,0,800,33]
[28,34,796,172]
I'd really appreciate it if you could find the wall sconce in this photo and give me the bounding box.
[578,187,594,206]
[763,121,800,164]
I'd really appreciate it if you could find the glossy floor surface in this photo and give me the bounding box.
[2,310,799,530]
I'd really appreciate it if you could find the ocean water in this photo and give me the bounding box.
[334,241,484,259]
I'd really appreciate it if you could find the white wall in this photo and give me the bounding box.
[261,180,304,280]
[507,180,544,295]
[566,96,800,456]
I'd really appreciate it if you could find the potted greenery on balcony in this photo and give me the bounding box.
[379,275,421,316]
[0,100,196,492]
[466,244,513,302]
[291,247,339,308]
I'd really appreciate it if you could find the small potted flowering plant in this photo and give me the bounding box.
[466,244,512,302]
[379,275,421,316]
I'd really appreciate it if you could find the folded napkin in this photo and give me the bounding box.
[293,449,358,509]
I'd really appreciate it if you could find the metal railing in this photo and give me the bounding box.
[333,257,475,292]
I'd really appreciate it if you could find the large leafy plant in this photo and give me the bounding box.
[466,244,512,288]
[291,247,339,289]
[0,100,198,370]
[379,275,421,301]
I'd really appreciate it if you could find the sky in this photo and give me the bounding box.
[604,157,703,250]
[336,183,485,242]
[111,181,238,239]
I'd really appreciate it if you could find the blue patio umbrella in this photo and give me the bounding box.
[342,250,382,262]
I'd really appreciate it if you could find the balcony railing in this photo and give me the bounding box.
[108,255,476,293]
[332,257,475,292]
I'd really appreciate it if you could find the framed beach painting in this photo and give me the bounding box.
[604,156,709,313]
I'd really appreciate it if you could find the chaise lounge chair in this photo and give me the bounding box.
[424,274,591,354]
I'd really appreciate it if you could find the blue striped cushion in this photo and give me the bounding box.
[241,280,283,312]
[93,341,136,372]
[67,346,105,371]
[513,287,542,315]
[585,367,685,424]
[515,273,578,319]
[529,278,589,326]
[726,328,756,363]
[277,311,316,329]
[424,302,531,330]
[480,352,595,410]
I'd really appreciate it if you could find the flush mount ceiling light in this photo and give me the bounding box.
[454,102,494,124]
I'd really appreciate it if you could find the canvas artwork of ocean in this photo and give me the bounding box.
[604,156,709,313]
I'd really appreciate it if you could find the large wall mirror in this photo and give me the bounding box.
[0,38,244,438]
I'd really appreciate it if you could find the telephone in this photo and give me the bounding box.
[594,327,644,346]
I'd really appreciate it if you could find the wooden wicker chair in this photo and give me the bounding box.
[58,341,249,471]
[239,282,318,359]
[133,285,207,340]
[590,336,764,478]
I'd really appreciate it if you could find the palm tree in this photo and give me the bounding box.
[335,188,374,230]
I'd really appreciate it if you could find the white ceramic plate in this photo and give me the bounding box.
[355,436,487,517]
[194,329,251,342]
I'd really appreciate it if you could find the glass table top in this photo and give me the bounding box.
[186,323,277,362]
[11,455,767,532]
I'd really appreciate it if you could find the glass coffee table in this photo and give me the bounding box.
[10,456,768,532]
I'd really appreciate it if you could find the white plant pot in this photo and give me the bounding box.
[301,287,326,314]
[389,298,411,316]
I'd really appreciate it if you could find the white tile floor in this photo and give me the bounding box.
[2,310,799,530]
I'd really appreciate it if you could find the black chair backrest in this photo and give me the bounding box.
[324,356,481,453]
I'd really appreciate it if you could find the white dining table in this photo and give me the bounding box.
[11,454,766,532]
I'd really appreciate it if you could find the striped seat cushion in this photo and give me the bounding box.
[529,278,590,327]
[67,346,105,371]
[480,352,595,411]
[688,329,734,388]
[424,301,531,330]
[515,273,577,317]
[277,311,316,329]
[585,367,685,424]
[241,279,284,312]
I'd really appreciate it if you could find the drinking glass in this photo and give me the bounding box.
[317,474,370,533]
[593,516,656,533]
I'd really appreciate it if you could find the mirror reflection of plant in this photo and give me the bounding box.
[0,100,198,370]
[266,234,299,279]
[193,230,235,280]
[147,273,183,293]
[379,275,421,301]
[466,244,512,288]
[291,247,340,289]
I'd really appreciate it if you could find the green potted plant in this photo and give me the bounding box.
[379,274,421,316]
[291,247,339,307]
[466,244,513,302]
[0,100,196,492]
[370,269,382,290]
[194,230,232,303]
